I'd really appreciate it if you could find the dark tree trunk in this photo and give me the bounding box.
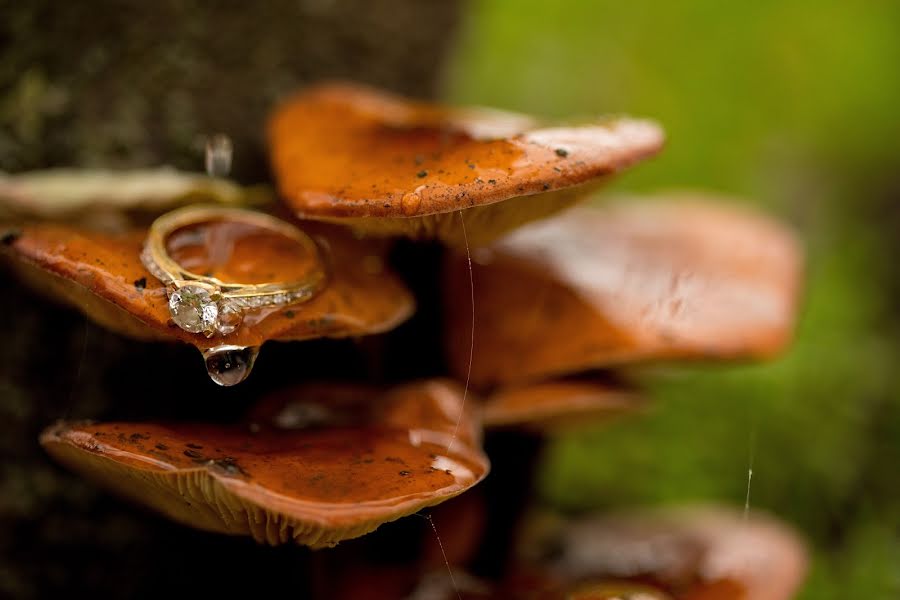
[0,2,461,597]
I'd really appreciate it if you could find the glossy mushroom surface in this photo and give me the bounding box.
[445,197,803,387]
[40,380,488,548]
[3,218,414,351]
[268,82,664,246]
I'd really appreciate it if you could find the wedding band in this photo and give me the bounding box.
[141,205,326,337]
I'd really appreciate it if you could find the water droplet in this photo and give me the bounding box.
[205,133,233,177]
[203,345,259,386]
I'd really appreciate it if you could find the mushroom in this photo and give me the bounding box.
[0,167,266,227]
[564,582,673,599]
[268,82,664,247]
[482,376,643,433]
[2,218,414,385]
[313,504,802,599]
[6,78,813,597]
[40,379,488,548]
[445,196,803,388]
[501,572,674,600]
[522,505,808,600]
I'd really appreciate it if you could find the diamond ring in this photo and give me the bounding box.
[141,205,326,337]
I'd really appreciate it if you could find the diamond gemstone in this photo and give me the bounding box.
[169,285,218,333]
[215,299,243,335]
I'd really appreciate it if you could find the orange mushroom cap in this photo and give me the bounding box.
[268,82,664,246]
[2,218,414,352]
[445,196,803,388]
[40,379,488,548]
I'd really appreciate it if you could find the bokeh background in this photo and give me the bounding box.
[1,1,898,598]
[445,1,900,597]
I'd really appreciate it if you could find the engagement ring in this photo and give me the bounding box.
[141,205,326,337]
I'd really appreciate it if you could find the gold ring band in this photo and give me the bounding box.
[141,205,326,337]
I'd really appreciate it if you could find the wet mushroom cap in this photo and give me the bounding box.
[40,380,488,548]
[445,196,803,387]
[536,506,808,600]
[2,218,414,351]
[482,378,643,432]
[268,82,664,246]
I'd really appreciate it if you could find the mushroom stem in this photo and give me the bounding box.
[470,430,544,578]
[382,239,448,379]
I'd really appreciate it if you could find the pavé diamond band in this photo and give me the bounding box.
[141,205,326,337]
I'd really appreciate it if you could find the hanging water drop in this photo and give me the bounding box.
[205,133,233,177]
[203,344,259,386]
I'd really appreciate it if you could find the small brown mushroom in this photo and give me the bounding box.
[0,168,265,227]
[40,379,488,548]
[445,196,803,388]
[525,506,808,600]
[3,218,414,384]
[268,82,664,247]
[482,377,643,433]
[558,582,672,599]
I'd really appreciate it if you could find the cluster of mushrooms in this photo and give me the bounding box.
[1,82,806,599]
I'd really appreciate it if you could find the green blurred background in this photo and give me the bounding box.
[445,1,899,597]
